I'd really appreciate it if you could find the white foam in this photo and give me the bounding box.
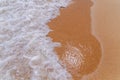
[0,0,72,80]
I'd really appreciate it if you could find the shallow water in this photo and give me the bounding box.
[48,0,120,80]
[48,0,102,80]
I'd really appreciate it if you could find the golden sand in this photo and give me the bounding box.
[89,0,120,80]
[48,0,102,80]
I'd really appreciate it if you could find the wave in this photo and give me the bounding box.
[0,0,72,80]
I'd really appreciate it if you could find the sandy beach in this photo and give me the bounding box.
[48,0,120,80]
[0,0,120,80]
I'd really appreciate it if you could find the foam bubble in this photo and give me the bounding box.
[0,0,72,80]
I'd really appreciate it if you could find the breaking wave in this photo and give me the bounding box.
[0,0,72,80]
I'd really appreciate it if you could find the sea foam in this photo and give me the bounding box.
[0,0,72,80]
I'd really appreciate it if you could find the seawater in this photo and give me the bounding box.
[0,0,72,80]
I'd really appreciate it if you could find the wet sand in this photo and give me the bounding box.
[89,0,120,80]
[48,0,120,80]
[48,0,101,80]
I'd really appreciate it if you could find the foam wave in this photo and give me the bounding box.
[0,0,72,80]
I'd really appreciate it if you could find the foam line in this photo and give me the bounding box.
[0,0,72,80]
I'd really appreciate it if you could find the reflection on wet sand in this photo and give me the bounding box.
[48,0,102,80]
